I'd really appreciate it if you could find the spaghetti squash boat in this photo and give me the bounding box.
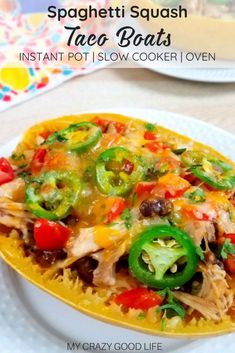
[0,113,235,336]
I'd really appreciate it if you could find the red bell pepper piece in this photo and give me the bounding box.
[144,131,157,140]
[104,198,126,224]
[114,121,126,134]
[224,234,235,245]
[145,141,169,153]
[31,148,47,175]
[93,117,126,134]
[93,117,110,133]
[115,288,163,310]
[39,131,53,140]
[134,182,158,198]
[34,219,71,251]
[122,159,134,175]
[0,157,15,186]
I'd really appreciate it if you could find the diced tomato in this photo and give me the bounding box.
[115,288,163,310]
[144,131,157,140]
[104,198,126,224]
[93,117,110,133]
[114,122,126,134]
[0,157,15,186]
[39,131,53,140]
[224,234,235,245]
[34,219,71,251]
[224,254,235,274]
[134,182,158,198]
[122,159,134,175]
[157,174,190,199]
[183,203,217,221]
[31,148,47,175]
[93,117,126,135]
[145,141,169,154]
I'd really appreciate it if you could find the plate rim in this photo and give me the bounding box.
[144,67,235,83]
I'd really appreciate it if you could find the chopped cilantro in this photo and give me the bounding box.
[196,246,205,261]
[157,302,186,320]
[46,131,67,143]
[18,171,31,181]
[137,312,145,320]
[132,192,138,206]
[220,239,235,260]
[99,215,106,223]
[18,164,28,169]
[161,317,166,331]
[156,288,186,320]
[11,153,25,161]
[173,148,187,156]
[83,165,95,182]
[157,288,173,301]
[121,208,132,229]
[185,188,206,204]
[107,222,119,227]
[57,134,68,142]
[145,123,156,132]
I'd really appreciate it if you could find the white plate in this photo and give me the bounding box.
[0,108,235,353]
[115,17,235,83]
[144,68,235,83]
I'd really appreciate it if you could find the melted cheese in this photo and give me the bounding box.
[94,225,125,248]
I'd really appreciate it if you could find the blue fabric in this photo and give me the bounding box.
[19,0,59,14]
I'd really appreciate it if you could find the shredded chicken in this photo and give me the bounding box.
[173,264,234,321]
[0,178,25,201]
[0,178,34,238]
[182,220,215,246]
[67,208,167,259]
[0,197,34,238]
[92,242,127,286]
[217,209,235,234]
[68,227,103,258]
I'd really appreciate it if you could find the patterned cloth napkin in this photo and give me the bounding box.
[0,0,112,112]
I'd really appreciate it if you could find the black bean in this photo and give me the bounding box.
[139,200,154,217]
[139,198,173,218]
[72,257,98,285]
[151,198,173,217]
[116,255,129,272]
[34,249,67,268]
[63,215,79,226]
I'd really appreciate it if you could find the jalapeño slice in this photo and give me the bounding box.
[45,122,102,154]
[26,170,81,220]
[96,147,145,196]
